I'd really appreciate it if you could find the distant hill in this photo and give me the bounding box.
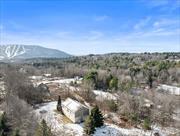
[0,44,71,60]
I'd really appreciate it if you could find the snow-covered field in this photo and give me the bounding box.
[30,76,82,87]
[34,101,179,136]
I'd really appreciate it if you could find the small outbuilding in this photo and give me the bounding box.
[62,98,89,123]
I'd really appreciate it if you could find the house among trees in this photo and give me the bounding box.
[62,98,89,123]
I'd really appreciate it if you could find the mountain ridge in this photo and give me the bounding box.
[0,44,72,60]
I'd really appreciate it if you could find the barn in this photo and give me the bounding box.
[62,98,89,123]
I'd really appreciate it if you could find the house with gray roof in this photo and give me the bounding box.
[62,98,89,123]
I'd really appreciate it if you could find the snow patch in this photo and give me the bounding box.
[4,45,26,59]
[157,84,180,95]
[93,90,117,101]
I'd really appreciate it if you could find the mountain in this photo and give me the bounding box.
[0,44,71,60]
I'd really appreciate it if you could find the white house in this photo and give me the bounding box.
[62,98,89,123]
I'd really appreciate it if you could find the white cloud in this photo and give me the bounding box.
[2,26,179,55]
[84,30,104,40]
[142,0,180,12]
[56,31,73,39]
[134,17,151,30]
[9,21,27,30]
[94,15,109,21]
[142,28,179,37]
[121,28,179,40]
[1,20,179,55]
[153,19,179,28]
[144,0,169,7]
[0,24,3,30]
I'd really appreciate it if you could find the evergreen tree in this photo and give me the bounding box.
[84,71,98,88]
[109,77,118,90]
[57,96,63,114]
[143,68,153,88]
[83,116,95,135]
[35,119,53,136]
[0,112,7,136]
[0,113,7,130]
[90,105,104,127]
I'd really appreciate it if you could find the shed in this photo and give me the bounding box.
[62,98,89,123]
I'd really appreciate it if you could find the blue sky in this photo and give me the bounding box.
[0,0,180,55]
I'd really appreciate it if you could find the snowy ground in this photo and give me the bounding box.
[35,101,83,136]
[30,76,82,86]
[34,101,179,136]
[157,84,180,95]
[32,77,179,136]
[0,81,6,98]
[93,90,118,101]
[173,108,180,122]
[94,124,179,136]
[36,78,76,85]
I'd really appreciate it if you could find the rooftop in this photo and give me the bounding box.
[62,98,87,113]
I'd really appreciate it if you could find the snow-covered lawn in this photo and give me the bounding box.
[35,101,84,135]
[34,101,179,136]
[95,124,179,136]
[94,124,151,136]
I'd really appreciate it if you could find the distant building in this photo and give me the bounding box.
[62,98,89,123]
[157,84,180,95]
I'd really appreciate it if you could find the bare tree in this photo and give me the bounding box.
[3,95,38,136]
